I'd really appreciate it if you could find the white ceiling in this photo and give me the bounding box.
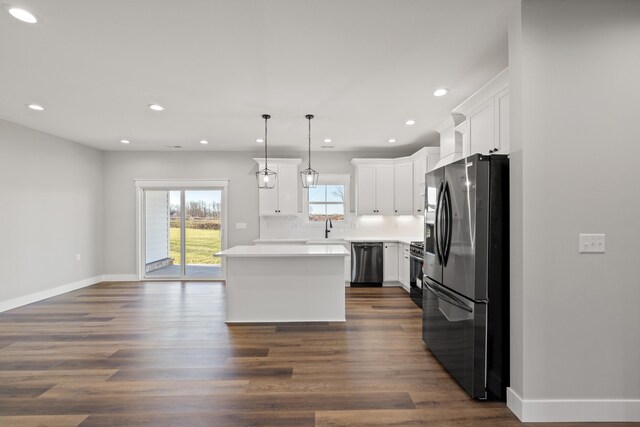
[0,0,510,152]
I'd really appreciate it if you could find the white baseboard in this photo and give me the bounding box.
[0,274,143,313]
[507,387,640,422]
[101,274,139,282]
[0,275,102,313]
[506,388,524,420]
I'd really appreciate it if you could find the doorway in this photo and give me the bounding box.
[136,181,227,280]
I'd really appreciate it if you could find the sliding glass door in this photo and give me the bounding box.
[142,187,225,280]
[184,190,222,277]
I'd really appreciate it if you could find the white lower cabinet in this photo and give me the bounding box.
[401,244,411,291]
[383,242,398,282]
[398,245,404,287]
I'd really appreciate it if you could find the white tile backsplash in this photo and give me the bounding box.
[259,214,423,240]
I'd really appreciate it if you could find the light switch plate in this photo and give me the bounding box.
[235,223,247,230]
[579,234,605,253]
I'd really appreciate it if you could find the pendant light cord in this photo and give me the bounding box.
[264,115,268,171]
[307,116,312,169]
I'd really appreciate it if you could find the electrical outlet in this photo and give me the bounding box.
[235,223,247,230]
[579,234,605,253]
[76,253,81,261]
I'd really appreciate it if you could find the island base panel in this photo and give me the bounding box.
[225,256,346,323]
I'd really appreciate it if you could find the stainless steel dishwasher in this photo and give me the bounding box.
[350,242,383,286]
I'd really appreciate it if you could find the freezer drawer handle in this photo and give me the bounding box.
[425,283,472,313]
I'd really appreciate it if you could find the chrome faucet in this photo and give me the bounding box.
[324,218,333,239]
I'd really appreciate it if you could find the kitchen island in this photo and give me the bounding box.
[215,245,349,323]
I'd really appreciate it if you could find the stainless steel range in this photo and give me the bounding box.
[409,241,424,308]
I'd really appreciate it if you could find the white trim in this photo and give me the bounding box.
[134,179,229,188]
[0,275,102,313]
[506,388,524,420]
[507,387,640,422]
[453,67,509,115]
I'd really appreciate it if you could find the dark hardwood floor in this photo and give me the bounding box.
[0,282,623,426]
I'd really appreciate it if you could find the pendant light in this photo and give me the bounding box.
[300,114,319,188]
[256,114,277,189]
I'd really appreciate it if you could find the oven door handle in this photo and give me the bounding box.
[425,283,472,313]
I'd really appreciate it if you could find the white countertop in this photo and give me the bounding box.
[253,237,421,246]
[342,237,420,245]
[252,238,310,243]
[216,244,350,257]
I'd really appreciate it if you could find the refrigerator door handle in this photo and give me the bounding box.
[442,181,453,266]
[434,181,444,265]
[425,282,473,313]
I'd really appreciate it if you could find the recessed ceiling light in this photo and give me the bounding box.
[324,138,332,143]
[7,7,37,23]
[433,88,448,97]
[405,120,416,126]
[26,104,44,111]
[388,138,397,143]
[148,104,164,111]
[256,138,264,143]
[120,139,130,144]
[200,140,209,145]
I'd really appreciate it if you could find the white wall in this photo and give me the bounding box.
[508,0,640,421]
[0,119,104,307]
[144,190,169,264]
[103,149,413,275]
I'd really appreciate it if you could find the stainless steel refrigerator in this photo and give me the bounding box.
[422,154,509,400]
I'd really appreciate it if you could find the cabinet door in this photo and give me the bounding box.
[356,164,377,215]
[276,163,298,215]
[468,99,495,155]
[383,242,398,282]
[375,164,395,215]
[394,162,413,215]
[495,88,509,154]
[402,249,411,289]
[397,245,405,285]
[413,156,427,215]
[258,163,279,215]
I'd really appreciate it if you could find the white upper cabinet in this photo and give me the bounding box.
[413,156,427,215]
[353,162,395,215]
[375,164,395,216]
[274,163,298,215]
[453,68,509,156]
[352,148,438,217]
[394,161,413,215]
[355,163,377,214]
[468,99,495,156]
[495,87,510,154]
[411,147,440,216]
[255,159,301,216]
